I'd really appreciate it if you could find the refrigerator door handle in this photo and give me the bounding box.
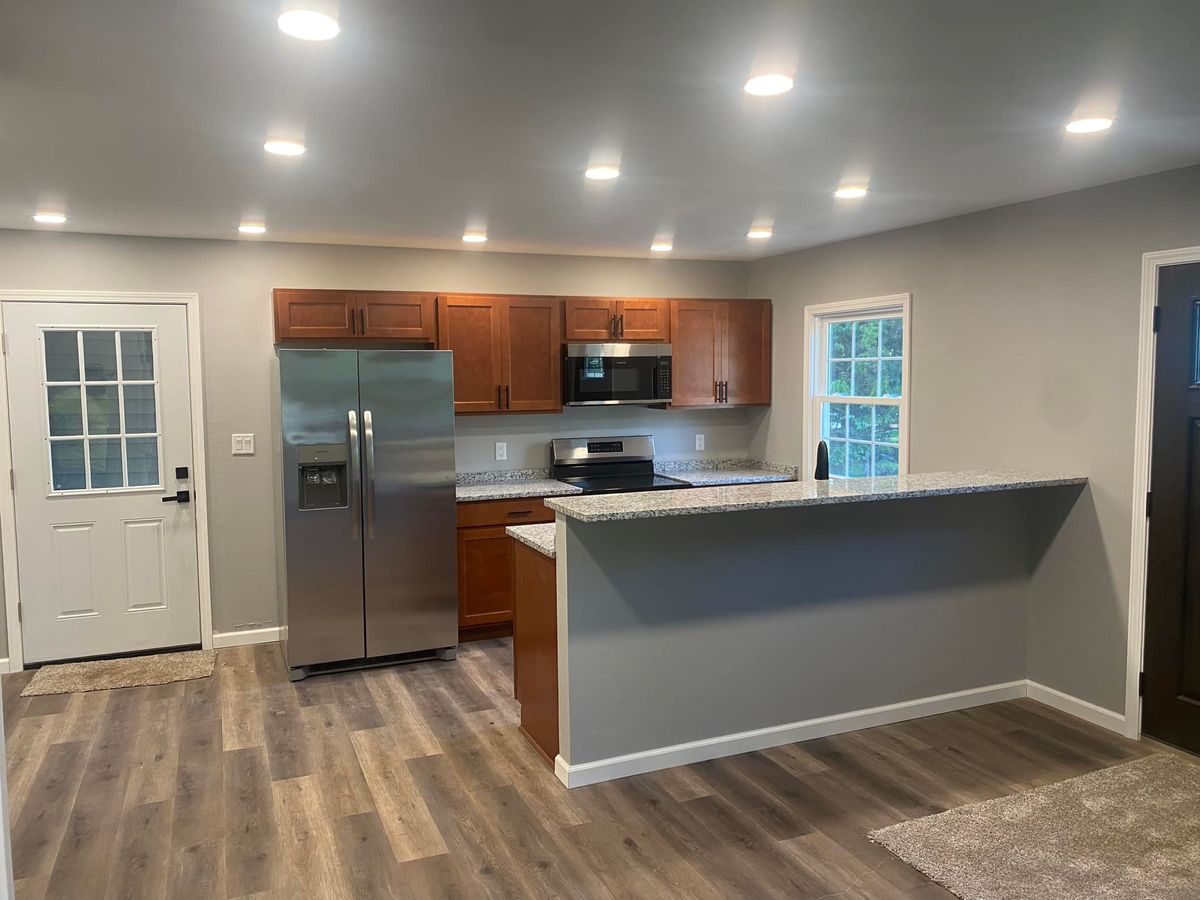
[363,409,377,539]
[348,409,361,540]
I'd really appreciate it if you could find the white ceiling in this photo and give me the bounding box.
[3,0,1199,260]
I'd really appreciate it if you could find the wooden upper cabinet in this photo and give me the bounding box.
[670,300,723,406]
[669,298,772,407]
[273,289,357,341]
[437,295,504,413]
[563,297,670,341]
[438,294,561,414]
[501,296,561,412]
[355,292,436,341]
[614,298,670,341]
[563,297,616,341]
[274,289,436,342]
[723,299,772,405]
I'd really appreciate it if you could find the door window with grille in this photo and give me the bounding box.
[42,328,162,492]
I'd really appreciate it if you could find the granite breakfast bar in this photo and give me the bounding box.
[522,470,1088,787]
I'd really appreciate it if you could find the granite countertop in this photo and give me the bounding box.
[544,469,1088,523]
[455,468,583,503]
[506,522,556,559]
[455,458,796,502]
[664,468,795,487]
[456,480,582,503]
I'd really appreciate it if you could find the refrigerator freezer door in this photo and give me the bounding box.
[279,350,366,667]
[358,350,458,656]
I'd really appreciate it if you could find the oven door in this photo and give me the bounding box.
[564,343,670,405]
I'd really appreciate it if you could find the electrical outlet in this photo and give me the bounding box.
[695,433,705,451]
[495,441,507,461]
[232,434,255,456]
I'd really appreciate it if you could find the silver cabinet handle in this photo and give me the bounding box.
[363,409,376,539]
[348,410,361,540]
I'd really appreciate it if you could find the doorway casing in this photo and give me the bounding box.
[1126,246,1200,739]
[0,290,212,672]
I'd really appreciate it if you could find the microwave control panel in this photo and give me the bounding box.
[656,356,672,399]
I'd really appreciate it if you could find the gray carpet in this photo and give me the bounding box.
[870,754,1200,900]
[21,649,216,696]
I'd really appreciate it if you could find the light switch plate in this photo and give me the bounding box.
[695,434,705,451]
[495,441,507,461]
[232,434,255,456]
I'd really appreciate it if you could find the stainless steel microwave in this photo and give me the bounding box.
[563,343,672,406]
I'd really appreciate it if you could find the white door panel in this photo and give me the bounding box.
[4,302,200,663]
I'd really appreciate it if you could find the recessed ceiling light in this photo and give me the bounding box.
[264,139,306,157]
[238,223,267,235]
[1065,117,1113,134]
[31,211,67,224]
[747,227,773,240]
[462,232,488,244]
[744,73,794,97]
[834,185,869,200]
[650,241,673,253]
[585,165,620,181]
[278,9,340,41]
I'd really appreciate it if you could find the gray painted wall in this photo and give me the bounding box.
[559,489,1070,765]
[748,164,1200,714]
[0,230,750,649]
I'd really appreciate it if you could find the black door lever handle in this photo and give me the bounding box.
[162,490,191,503]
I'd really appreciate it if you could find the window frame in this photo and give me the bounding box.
[803,293,912,479]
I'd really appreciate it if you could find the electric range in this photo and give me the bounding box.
[550,435,690,494]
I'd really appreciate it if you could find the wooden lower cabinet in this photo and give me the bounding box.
[456,497,554,640]
[512,540,558,764]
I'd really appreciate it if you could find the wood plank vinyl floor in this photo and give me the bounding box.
[3,640,1155,899]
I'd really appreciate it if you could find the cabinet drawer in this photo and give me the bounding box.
[456,497,555,528]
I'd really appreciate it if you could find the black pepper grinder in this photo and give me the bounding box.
[814,440,830,480]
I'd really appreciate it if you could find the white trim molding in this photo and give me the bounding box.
[0,290,212,672]
[212,626,282,649]
[553,678,1126,788]
[0,658,10,675]
[554,679,1028,788]
[1126,246,1200,740]
[1026,680,1126,733]
[802,293,912,478]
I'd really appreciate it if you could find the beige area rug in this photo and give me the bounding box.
[20,648,216,696]
[870,754,1200,900]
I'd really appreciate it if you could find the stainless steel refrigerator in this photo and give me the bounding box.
[273,348,457,679]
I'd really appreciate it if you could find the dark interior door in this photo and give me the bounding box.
[1145,261,1200,753]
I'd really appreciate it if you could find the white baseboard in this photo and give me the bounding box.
[1025,679,1126,733]
[554,679,1029,789]
[212,626,282,649]
[0,657,9,675]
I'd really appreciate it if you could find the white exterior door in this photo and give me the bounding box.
[3,302,200,663]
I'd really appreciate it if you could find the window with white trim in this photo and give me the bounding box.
[807,295,910,478]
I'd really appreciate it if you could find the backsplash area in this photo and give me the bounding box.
[454,405,767,472]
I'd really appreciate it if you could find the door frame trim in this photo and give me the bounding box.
[0,290,212,671]
[1126,246,1200,739]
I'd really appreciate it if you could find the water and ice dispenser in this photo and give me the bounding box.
[297,444,349,510]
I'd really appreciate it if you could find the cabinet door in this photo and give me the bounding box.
[273,289,357,341]
[669,300,723,406]
[615,298,670,341]
[457,526,514,629]
[437,295,504,413]
[563,297,616,341]
[502,296,562,412]
[723,299,772,405]
[356,291,436,341]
